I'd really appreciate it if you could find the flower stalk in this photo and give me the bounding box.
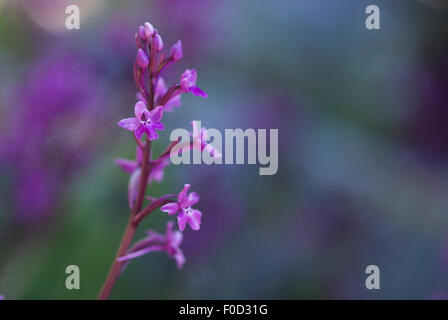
[98,21,213,299]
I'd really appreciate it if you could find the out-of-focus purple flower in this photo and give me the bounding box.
[189,121,222,158]
[115,147,169,208]
[161,184,202,231]
[155,78,182,112]
[0,295,4,300]
[170,40,183,61]
[136,49,149,69]
[118,102,165,140]
[115,147,143,175]
[118,221,185,269]
[0,50,105,223]
[180,69,208,97]
[149,159,170,183]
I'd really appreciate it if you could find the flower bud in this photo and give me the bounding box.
[154,34,163,52]
[138,25,146,41]
[170,40,183,61]
[137,49,149,69]
[144,21,155,39]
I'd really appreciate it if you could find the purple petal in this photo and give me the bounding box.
[131,233,163,252]
[149,159,169,183]
[187,209,202,231]
[145,230,167,242]
[177,184,191,203]
[134,125,146,139]
[161,202,179,216]
[177,211,187,231]
[118,245,164,262]
[190,86,208,98]
[146,126,159,141]
[118,117,139,131]
[150,167,164,183]
[151,121,165,131]
[182,192,200,207]
[115,158,138,174]
[170,230,183,248]
[148,106,163,122]
[155,78,167,101]
[134,101,148,120]
[174,250,186,269]
[164,95,182,112]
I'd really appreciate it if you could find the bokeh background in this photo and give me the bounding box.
[1,0,448,299]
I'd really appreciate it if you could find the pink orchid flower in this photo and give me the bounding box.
[118,221,185,269]
[118,101,165,140]
[180,69,208,97]
[161,184,202,231]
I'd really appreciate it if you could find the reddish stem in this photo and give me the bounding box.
[132,195,176,226]
[98,139,152,300]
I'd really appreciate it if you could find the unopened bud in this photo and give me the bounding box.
[154,34,163,52]
[137,49,149,69]
[138,26,146,41]
[170,40,183,61]
[144,22,155,39]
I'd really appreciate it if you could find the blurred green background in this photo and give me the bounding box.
[1,0,448,299]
